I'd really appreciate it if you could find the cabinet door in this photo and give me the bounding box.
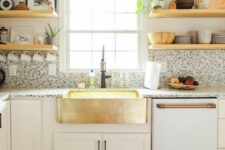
[11,100,41,150]
[0,101,10,150]
[219,100,225,118]
[218,119,225,148]
[103,134,150,150]
[54,133,102,150]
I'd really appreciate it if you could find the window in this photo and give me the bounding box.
[62,0,142,70]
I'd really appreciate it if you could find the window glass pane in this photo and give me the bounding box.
[93,14,115,30]
[116,52,137,69]
[67,0,139,70]
[116,0,137,12]
[70,52,92,69]
[93,33,115,51]
[70,33,92,50]
[116,33,138,51]
[92,0,115,12]
[70,13,92,30]
[69,0,93,13]
[93,52,115,69]
[116,14,137,30]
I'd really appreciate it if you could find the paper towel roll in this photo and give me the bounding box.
[144,61,162,89]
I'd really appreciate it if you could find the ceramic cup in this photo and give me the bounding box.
[46,53,56,62]
[33,53,45,62]
[35,35,45,45]
[20,53,31,62]
[0,53,6,62]
[7,53,19,61]
[198,30,212,44]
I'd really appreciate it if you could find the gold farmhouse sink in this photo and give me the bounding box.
[57,89,147,124]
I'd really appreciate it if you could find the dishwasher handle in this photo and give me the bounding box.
[157,103,216,109]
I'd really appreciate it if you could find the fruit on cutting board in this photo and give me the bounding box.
[170,76,199,86]
[170,77,180,84]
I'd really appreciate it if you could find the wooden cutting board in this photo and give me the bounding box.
[209,0,225,9]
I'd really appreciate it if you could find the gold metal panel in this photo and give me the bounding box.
[63,89,141,99]
[57,98,147,124]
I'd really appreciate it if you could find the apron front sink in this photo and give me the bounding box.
[57,89,147,124]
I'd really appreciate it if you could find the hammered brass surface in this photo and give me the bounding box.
[63,89,141,99]
[57,98,147,124]
[57,89,147,124]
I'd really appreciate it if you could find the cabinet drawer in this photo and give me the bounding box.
[218,119,225,148]
[219,100,225,118]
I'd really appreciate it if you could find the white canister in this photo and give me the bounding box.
[198,30,212,44]
[144,61,162,89]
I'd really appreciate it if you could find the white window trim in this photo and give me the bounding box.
[58,0,148,73]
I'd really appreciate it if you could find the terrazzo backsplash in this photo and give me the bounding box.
[0,49,225,88]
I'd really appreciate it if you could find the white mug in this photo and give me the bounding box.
[21,53,31,62]
[33,53,45,62]
[198,30,212,44]
[0,54,6,62]
[46,53,56,62]
[7,53,19,61]
[35,35,45,45]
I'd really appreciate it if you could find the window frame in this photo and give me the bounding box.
[58,0,147,73]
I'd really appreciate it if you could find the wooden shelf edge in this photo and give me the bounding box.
[149,9,225,18]
[0,10,58,18]
[149,44,225,50]
[0,44,58,51]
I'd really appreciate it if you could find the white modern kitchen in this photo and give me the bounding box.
[0,0,225,150]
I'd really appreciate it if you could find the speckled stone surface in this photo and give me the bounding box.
[149,49,225,87]
[0,49,225,88]
[0,87,225,99]
[0,51,144,88]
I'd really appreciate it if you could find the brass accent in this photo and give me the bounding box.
[63,89,141,99]
[57,89,147,124]
[157,103,216,109]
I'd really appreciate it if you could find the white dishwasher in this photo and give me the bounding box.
[152,98,217,150]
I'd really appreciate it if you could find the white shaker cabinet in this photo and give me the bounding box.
[219,99,225,149]
[54,133,150,150]
[0,100,10,150]
[11,100,42,150]
[102,133,150,150]
[54,133,102,150]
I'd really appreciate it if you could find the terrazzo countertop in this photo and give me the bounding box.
[0,87,225,99]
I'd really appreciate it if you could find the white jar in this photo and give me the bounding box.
[198,30,212,44]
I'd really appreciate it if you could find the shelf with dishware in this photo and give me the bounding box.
[0,44,58,51]
[0,10,58,18]
[149,44,225,50]
[149,9,225,18]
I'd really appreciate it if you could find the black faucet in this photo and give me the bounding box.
[100,46,111,88]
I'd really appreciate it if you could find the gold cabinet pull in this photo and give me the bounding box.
[157,103,216,109]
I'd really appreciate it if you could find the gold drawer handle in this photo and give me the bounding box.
[157,103,216,109]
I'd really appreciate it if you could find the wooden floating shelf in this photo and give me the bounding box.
[149,9,225,18]
[149,44,225,50]
[0,44,58,51]
[0,10,58,18]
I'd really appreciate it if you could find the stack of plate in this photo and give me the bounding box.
[212,33,225,44]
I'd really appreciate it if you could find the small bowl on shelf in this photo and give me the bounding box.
[176,0,194,9]
[148,32,175,44]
